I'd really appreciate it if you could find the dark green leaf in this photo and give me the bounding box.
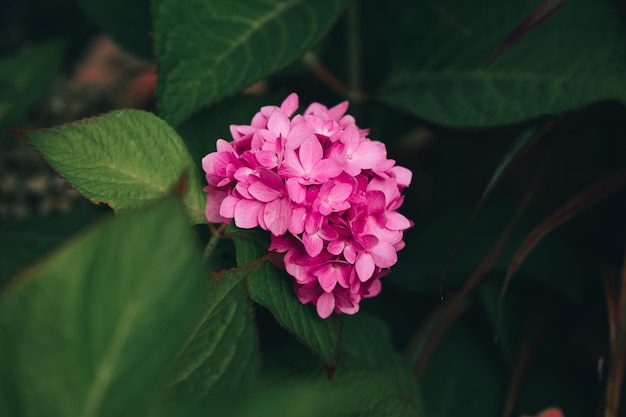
[381,0,626,126]
[225,224,341,370]
[153,0,350,125]
[22,109,206,224]
[262,347,420,417]
[420,319,506,417]
[0,198,205,417]
[341,313,423,412]
[0,41,65,130]
[167,264,260,403]
[73,0,152,58]
[0,207,102,288]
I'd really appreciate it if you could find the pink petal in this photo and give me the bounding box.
[280,93,299,116]
[219,194,239,218]
[366,190,386,214]
[343,244,357,264]
[289,206,306,235]
[327,240,345,255]
[255,150,278,168]
[303,232,324,257]
[267,111,290,137]
[353,140,386,169]
[278,150,305,177]
[370,241,397,268]
[205,188,229,223]
[390,165,412,187]
[311,159,342,182]
[318,270,337,293]
[285,122,313,150]
[286,177,306,204]
[385,211,412,230]
[299,137,323,174]
[316,292,335,319]
[234,199,262,229]
[248,180,281,202]
[263,198,292,236]
[327,100,349,121]
[355,253,375,282]
[328,183,353,201]
[340,125,360,150]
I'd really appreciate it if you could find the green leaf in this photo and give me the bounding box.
[153,0,350,125]
[225,224,341,370]
[262,348,420,417]
[22,109,207,224]
[0,198,205,417]
[341,313,424,412]
[167,265,260,403]
[389,201,582,301]
[381,0,626,127]
[0,41,65,130]
[175,377,372,417]
[73,0,152,58]
[420,319,506,417]
[0,207,102,288]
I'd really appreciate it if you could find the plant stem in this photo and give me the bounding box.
[346,0,361,102]
[202,223,228,262]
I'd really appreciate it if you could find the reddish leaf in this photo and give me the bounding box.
[502,168,626,297]
[485,0,568,68]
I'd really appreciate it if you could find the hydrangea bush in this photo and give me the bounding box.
[1,0,625,417]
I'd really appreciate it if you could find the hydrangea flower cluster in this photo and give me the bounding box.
[202,93,412,318]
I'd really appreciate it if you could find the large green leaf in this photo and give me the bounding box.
[153,0,350,125]
[0,198,205,417]
[22,110,206,224]
[0,41,65,130]
[167,264,260,403]
[381,0,626,127]
[73,0,152,58]
[0,207,102,288]
[225,225,341,370]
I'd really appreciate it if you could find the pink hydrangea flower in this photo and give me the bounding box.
[202,93,412,319]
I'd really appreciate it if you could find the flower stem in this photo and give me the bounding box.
[346,0,361,102]
[202,223,228,262]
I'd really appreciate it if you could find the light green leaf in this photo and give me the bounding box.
[381,0,626,127]
[23,109,206,224]
[0,207,102,288]
[0,198,205,417]
[73,0,152,58]
[225,224,341,369]
[0,41,65,130]
[153,0,350,125]
[167,264,260,403]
